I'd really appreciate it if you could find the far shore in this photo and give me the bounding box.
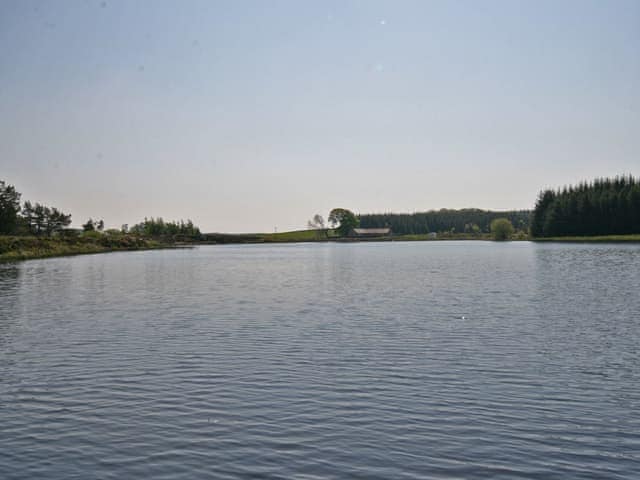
[2,232,640,263]
[530,234,640,243]
[204,230,640,244]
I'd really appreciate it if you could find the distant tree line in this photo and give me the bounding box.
[531,175,640,237]
[129,217,201,238]
[1,179,202,240]
[358,209,530,235]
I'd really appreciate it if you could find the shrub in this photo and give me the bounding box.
[490,218,514,241]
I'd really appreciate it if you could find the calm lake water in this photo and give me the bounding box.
[1,242,639,479]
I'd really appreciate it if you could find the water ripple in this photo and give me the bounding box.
[1,242,639,479]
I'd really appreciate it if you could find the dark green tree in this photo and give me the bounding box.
[530,190,555,237]
[83,218,105,232]
[0,180,21,234]
[46,208,72,235]
[530,175,640,237]
[83,219,95,231]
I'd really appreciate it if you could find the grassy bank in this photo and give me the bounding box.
[0,235,169,262]
[8,231,636,262]
[532,234,640,243]
[261,229,340,242]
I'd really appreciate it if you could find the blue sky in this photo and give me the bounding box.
[1,0,638,232]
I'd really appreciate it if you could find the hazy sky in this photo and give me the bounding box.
[1,0,639,232]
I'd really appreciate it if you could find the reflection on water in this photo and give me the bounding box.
[0,263,21,296]
[0,242,639,479]
[0,264,21,344]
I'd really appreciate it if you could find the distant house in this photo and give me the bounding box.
[349,227,392,238]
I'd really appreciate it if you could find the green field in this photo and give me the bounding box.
[260,229,338,242]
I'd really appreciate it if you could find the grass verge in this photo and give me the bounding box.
[0,235,168,262]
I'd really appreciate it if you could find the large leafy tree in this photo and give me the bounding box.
[0,180,22,234]
[328,208,359,236]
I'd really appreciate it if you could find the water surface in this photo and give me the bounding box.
[1,242,639,479]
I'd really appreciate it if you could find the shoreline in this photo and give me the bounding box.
[3,233,640,263]
[530,235,640,243]
[0,245,193,263]
[0,236,187,263]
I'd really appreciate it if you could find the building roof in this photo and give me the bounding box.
[352,228,391,235]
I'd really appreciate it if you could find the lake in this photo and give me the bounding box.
[1,242,639,479]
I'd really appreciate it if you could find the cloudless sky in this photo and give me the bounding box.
[1,0,639,232]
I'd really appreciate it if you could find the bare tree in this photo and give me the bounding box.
[307,214,325,229]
